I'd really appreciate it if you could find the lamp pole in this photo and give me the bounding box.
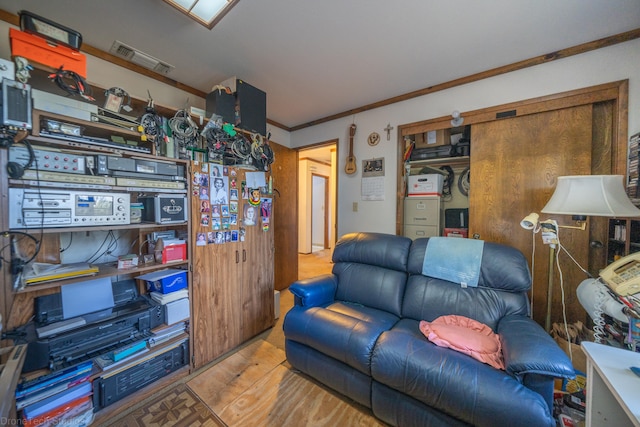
[546,246,555,332]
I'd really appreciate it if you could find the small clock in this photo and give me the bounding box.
[367,132,380,146]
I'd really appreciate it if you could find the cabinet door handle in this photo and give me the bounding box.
[242,249,246,262]
[236,250,239,263]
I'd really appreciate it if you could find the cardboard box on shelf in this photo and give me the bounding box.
[407,174,444,197]
[414,129,451,149]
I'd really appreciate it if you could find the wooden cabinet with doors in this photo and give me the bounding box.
[396,81,629,329]
[189,162,274,369]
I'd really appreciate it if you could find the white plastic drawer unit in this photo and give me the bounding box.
[403,196,442,239]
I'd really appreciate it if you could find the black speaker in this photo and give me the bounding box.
[206,79,267,135]
[235,79,266,135]
[205,89,235,124]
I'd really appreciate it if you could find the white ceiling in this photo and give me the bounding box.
[0,0,639,130]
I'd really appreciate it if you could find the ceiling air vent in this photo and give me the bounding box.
[154,62,173,74]
[109,40,175,75]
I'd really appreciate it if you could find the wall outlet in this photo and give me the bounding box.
[353,202,358,212]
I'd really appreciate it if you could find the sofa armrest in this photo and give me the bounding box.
[289,274,337,307]
[499,315,575,379]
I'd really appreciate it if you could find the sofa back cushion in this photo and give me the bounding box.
[332,232,412,317]
[408,238,532,291]
[403,238,531,329]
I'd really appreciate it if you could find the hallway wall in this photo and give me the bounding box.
[298,157,335,253]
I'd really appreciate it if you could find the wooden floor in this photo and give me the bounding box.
[298,248,333,280]
[98,248,348,426]
[186,340,385,427]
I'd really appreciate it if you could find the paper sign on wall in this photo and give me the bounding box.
[245,172,267,189]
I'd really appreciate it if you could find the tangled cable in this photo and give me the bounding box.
[250,133,275,171]
[48,67,94,101]
[231,133,252,161]
[169,109,199,148]
[200,113,274,168]
[592,280,608,343]
[140,111,163,140]
[203,126,231,160]
[140,111,165,155]
[458,167,470,196]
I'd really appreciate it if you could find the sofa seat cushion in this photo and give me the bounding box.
[370,319,556,427]
[283,302,399,375]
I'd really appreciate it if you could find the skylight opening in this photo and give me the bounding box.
[163,0,239,29]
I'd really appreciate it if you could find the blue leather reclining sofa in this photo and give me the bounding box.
[283,232,574,427]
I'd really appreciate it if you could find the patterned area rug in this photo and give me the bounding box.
[100,339,382,427]
[103,382,223,427]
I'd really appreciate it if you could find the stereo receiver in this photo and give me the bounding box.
[9,188,130,228]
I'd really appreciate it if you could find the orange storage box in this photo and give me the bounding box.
[10,28,87,77]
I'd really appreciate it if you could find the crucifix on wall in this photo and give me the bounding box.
[384,123,394,140]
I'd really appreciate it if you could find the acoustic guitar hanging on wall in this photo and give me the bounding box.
[345,123,357,174]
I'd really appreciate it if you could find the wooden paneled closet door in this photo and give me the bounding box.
[270,141,299,291]
[241,219,275,341]
[470,105,595,326]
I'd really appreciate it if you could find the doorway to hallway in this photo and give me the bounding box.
[298,142,336,280]
[311,174,329,252]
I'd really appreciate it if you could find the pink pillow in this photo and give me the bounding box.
[419,315,505,370]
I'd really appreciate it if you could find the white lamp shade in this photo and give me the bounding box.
[541,175,640,217]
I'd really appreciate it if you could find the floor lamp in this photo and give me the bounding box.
[523,175,640,332]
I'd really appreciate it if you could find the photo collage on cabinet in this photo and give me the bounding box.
[192,162,272,246]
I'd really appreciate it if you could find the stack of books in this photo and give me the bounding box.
[16,361,94,426]
[628,132,640,201]
[147,288,190,349]
[149,320,189,347]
